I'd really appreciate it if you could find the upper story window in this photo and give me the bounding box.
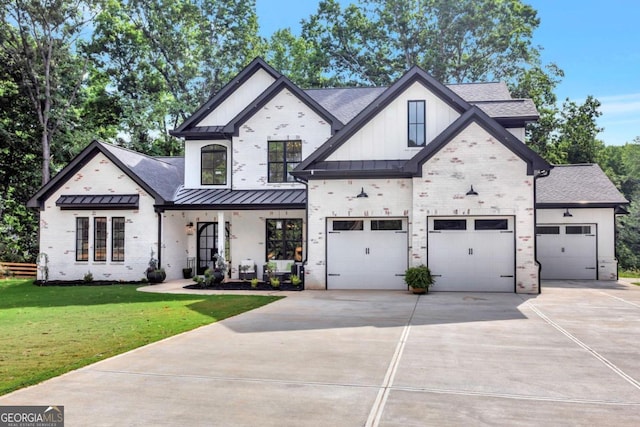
[201,144,227,185]
[268,140,302,183]
[408,100,425,147]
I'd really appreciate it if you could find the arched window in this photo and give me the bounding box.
[201,144,227,185]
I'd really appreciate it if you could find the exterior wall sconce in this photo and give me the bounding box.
[356,187,368,198]
[466,185,478,196]
[186,222,195,235]
[563,208,573,217]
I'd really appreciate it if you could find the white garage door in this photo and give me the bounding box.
[327,218,408,290]
[537,224,597,279]
[427,217,515,292]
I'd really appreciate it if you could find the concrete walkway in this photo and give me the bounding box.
[2,280,640,426]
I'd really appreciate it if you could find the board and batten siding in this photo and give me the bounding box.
[38,153,158,282]
[412,122,539,293]
[536,207,618,280]
[326,81,461,161]
[305,178,412,290]
[198,68,276,127]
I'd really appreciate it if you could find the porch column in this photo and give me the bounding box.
[217,211,225,263]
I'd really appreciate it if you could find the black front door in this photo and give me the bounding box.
[196,222,230,275]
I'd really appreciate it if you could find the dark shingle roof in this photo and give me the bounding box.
[303,81,537,125]
[100,143,183,202]
[305,87,387,124]
[447,82,512,101]
[470,99,538,119]
[537,164,628,206]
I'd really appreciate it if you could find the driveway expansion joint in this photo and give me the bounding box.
[526,301,640,392]
[365,295,420,427]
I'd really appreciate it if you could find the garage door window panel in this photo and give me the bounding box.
[434,219,467,230]
[475,219,508,230]
[332,220,363,231]
[536,226,560,235]
[371,220,403,231]
[566,225,592,234]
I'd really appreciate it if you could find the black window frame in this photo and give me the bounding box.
[94,217,107,262]
[266,219,303,261]
[268,140,302,183]
[76,217,89,262]
[112,217,125,262]
[201,144,227,185]
[408,100,426,147]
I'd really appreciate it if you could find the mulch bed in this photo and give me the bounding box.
[34,280,144,286]
[183,281,303,291]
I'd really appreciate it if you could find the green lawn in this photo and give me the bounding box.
[0,280,282,395]
[620,269,640,279]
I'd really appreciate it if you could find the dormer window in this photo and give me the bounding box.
[201,144,227,185]
[408,100,425,147]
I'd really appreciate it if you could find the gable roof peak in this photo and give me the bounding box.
[171,57,282,135]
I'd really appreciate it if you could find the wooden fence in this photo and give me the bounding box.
[0,262,37,279]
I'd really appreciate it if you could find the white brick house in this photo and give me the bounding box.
[28,58,628,293]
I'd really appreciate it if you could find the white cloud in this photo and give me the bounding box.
[599,93,640,115]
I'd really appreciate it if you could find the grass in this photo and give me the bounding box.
[619,269,640,285]
[619,269,640,279]
[0,279,282,395]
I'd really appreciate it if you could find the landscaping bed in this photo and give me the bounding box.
[184,280,303,291]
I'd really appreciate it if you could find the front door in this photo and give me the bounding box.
[197,222,230,275]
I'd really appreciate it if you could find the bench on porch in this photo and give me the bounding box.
[0,262,37,279]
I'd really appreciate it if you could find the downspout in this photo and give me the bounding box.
[533,168,551,294]
[155,207,163,268]
[294,175,310,287]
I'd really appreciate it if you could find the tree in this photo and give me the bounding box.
[600,139,640,271]
[264,28,332,88]
[552,96,604,164]
[301,0,543,86]
[0,0,96,184]
[90,0,263,154]
[509,64,564,161]
[0,45,41,261]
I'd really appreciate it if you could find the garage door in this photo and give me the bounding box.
[427,217,515,292]
[537,224,597,279]
[327,218,408,290]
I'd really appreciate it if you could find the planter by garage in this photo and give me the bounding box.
[146,269,166,284]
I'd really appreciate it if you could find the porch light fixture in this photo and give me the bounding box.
[356,187,368,198]
[563,208,573,217]
[186,222,195,235]
[466,185,478,196]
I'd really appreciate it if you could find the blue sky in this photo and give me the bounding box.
[256,0,640,146]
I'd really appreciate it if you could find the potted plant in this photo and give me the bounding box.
[182,267,193,279]
[404,265,434,294]
[270,276,281,289]
[250,277,259,289]
[290,274,302,288]
[146,250,166,284]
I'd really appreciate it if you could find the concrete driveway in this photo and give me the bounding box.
[2,280,640,426]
